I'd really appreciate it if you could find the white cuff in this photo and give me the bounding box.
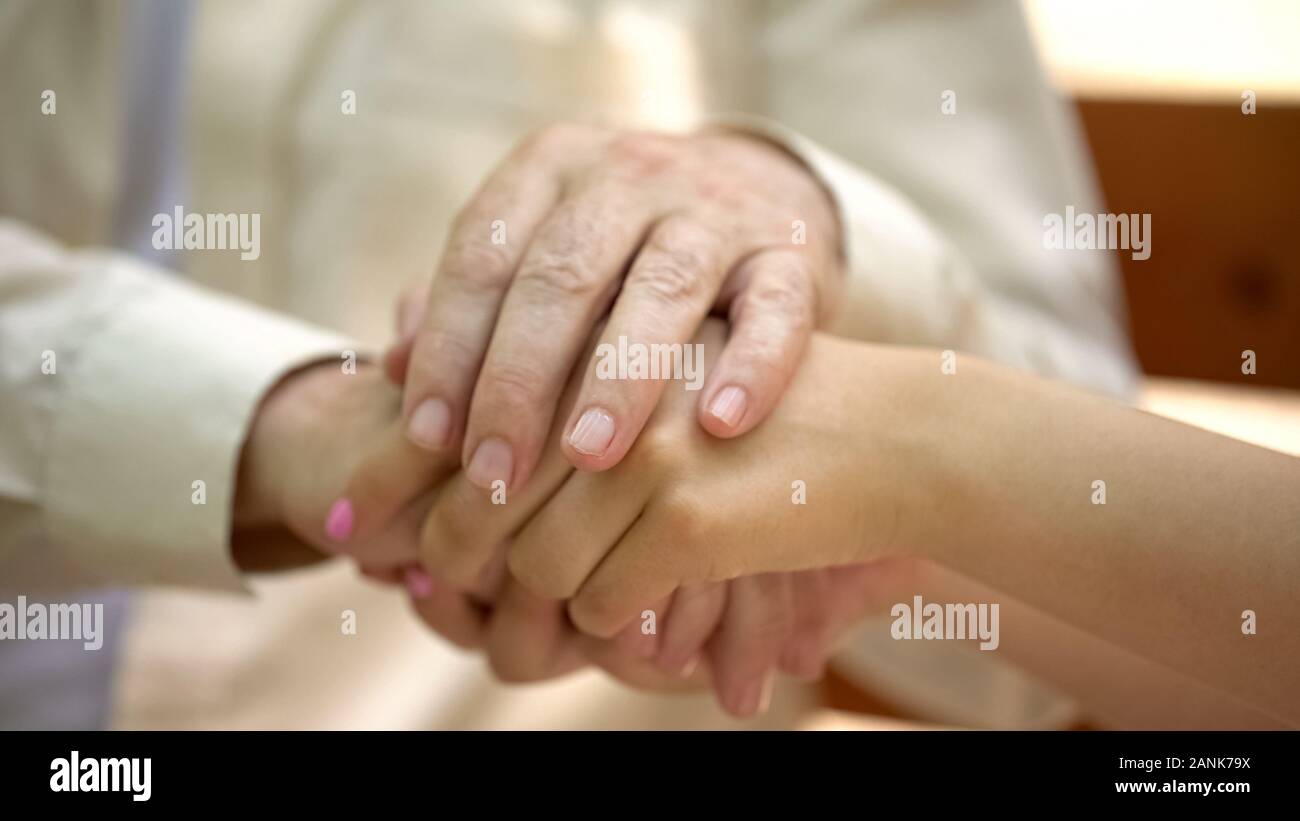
[43,257,358,591]
[707,113,983,347]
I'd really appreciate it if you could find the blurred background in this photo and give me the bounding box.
[1027,0,1300,391]
[2,0,1295,731]
[822,0,1300,726]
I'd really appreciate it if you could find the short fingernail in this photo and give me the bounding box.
[568,407,616,457]
[407,398,451,450]
[678,653,701,678]
[467,437,513,490]
[706,385,748,429]
[758,670,776,714]
[733,670,775,717]
[404,567,436,599]
[324,498,354,542]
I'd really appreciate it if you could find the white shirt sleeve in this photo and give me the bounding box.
[0,220,357,592]
[722,0,1137,398]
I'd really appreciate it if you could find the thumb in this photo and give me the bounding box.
[323,415,457,547]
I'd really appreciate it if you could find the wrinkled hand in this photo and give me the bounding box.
[389,123,844,498]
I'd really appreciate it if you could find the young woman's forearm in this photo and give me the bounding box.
[868,349,1300,721]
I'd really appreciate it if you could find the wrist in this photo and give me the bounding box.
[820,340,953,565]
[234,360,341,530]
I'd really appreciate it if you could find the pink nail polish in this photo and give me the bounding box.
[568,407,616,457]
[707,385,748,429]
[404,567,435,599]
[324,498,354,542]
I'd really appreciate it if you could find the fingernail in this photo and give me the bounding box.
[678,653,700,678]
[734,670,775,717]
[407,398,451,450]
[466,437,513,490]
[758,670,775,714]
[568,407,616,457]
[324,498,354,542]
[706,385,748,429]
[404,567,435,599]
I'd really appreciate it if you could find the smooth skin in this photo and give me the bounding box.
[233,346,875,716]
[384,307,875,716]
[231,360,725,696]
[420,322,1299,724]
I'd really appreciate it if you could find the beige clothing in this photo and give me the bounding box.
[0,0,1134,728]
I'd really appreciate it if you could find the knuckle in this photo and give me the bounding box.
[506,544,578,600]
[629,422,685,475]
[411,328,479,379]
[519,252,604,298]
[419,513,465,577]
[654,493,714,577]
[629,233,713,307]
[746,275,813,327]
[568,589,625,639]
[441,236,515,292]
[607,132,679,176]
[480,358,546,411]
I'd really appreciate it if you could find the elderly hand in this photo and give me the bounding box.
[388,124,843,496]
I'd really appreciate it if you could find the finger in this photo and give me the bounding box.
[505,464,649,603]
[337,484,442,569]
[561,216,733,472]
[326,418,459,548]
[778,569,836,681]
[483,580,586,683]
[382,283,430,385]
[407,569,490,650]
[396,282,430,340]
[564,497,708,639]
[358,564,405,586]
[460,181,657,494]
[418,318,604,589]
[615,593,671,661]
[400,149,563,453]
[698,248,815,438]
[581,635,710,694]
[655,582,727,677]
[781,563,893,679]
[417,416,574,590]
[707,573,793,718]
